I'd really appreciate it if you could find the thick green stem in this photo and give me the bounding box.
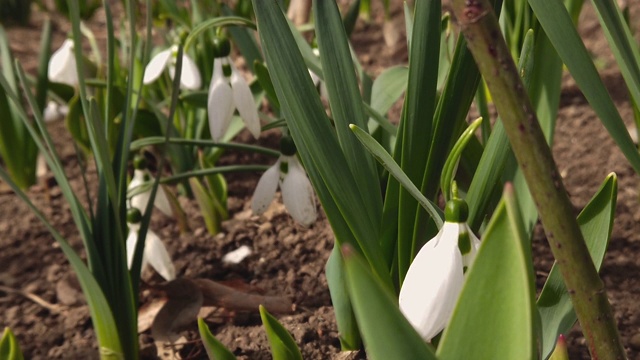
[451,1,626,359]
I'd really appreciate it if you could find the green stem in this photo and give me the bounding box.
[129,136,281,157]
[451,1,626,359]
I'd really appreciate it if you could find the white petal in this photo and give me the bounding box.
[399,222,465,342]
[281,157,317,226]
[222,245,253,264]
[177,54,202,90]
[207,61,235,141]
[143,49,171,85]
[126,228,139,269]
[230,64,261,138]
[309,69,321,87]
[154,185,173,217]
[44,101,60,122]
[251,161,281,215]
[48,39,78,86]
[129,170,151,213]
[144,229,176,281]
[460,223,482,269]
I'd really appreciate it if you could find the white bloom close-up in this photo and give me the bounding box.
[208,57,260,142]
[126,223,175,281]
[43,101,69,122]
[128,169,173,217]
[399,218,481,342]
[143,45,202,90]
[48,39,78,87]
[309,48,328,99]
[251,155,317,226]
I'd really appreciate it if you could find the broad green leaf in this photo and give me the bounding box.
[529,0,640,175]
[197,319,236,360]
[438,186,536,360]
[351,124,443,229]
[0,328,24,360]
[537,173,617,359]
[369,65,407,128]
[342,245,437,360]
[590,0,640,114]
[314,0,382,232]
[325,246,361,350]
[259,305,303,360]
[252,0,390,283]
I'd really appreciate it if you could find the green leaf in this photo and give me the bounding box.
[438,185,536,360]
[537,173,617,359]
[197,319,236,360]
[0,328,24,360]
[314,0,382,233]
[259,305,303,360]
[350,124,443,229]
[369,65,407,130]
[325,246,361,350]
[342,245,437,360]
[529,0,640,175]
[183,16,256,52]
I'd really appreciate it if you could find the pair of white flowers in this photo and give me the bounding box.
[143,46,260,142]
[399,198,481,342]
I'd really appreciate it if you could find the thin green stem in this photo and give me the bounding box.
[129,137,281,157]
[451,1,626,359]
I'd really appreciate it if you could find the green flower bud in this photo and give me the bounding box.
[280,136,297,156]
[127,207,142,224]
[445,198,468,223]
[213,36,231,58]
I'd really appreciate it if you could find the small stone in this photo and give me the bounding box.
[629,332,640,350]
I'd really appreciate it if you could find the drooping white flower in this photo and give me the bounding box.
[399,199,481,342]
[126,222,176,281]
[48,39,78,87]
[309,48,328,99]
[208,57,260,142]
[143,45,202,90]
[128,169,173,217]
[251,155,316,226]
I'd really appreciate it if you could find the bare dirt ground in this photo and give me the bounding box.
[1,1,639,359]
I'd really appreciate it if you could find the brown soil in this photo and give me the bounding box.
[1,2,640,360]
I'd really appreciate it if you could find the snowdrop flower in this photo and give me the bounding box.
[399,197,481,342]
[48,39,78,86]
[43,101,69,122]
[128,169,173,217]
[208,57,260,142]
[143,45,201,90]
[126,220,176,281]
[309,48,328,99]
[251,153,317,226]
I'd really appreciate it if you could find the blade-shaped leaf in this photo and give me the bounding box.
[0,328,24,360]
[259,305,303,360]
[197,318,236,360]
[342,245,437,360]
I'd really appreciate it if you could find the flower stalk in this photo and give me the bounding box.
[451,1,626,359]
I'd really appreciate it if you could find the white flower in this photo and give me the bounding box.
[143,45,202,90]
[309,49,328,99]
[43,101,69,122]
[251,155,316,226]
[208,57,260,142]
[399,216,481,342]
[48,39,78,86]
[128,169,173,217]
[126,223,175,281]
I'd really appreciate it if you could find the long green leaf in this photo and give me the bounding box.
[252,0,390,283]
[197,319,236,360]
[529,0,640,175]
[259,306,303,360]
[314,0,382,228]
[438,185,536,360]
[537,173,618,359]
[342,245,437,360]
[0,328,24,360]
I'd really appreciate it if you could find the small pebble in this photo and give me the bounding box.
[629,332,640,350]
